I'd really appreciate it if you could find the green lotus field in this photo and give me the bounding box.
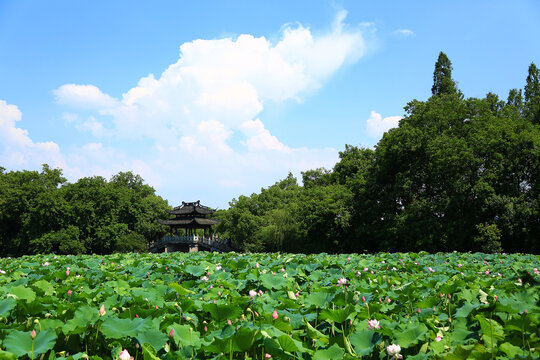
[0,252,538,359]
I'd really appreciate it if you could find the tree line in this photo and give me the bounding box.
[215,52,539,254]
[1,52,538,255]
[0,168,170,256]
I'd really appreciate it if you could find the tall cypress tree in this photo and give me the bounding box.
[431,51,458,96]
[524,62,540,125]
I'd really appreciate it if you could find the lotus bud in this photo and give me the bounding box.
[169,328,174,338]
[99,304,106,316]
[31,329,36,339]
[272,310,278,320]
[118,349,131,360]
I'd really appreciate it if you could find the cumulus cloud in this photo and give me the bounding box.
[0,100,65,169]
[49,11,370,206]
[366,110,402,138]
[54,84,119,110]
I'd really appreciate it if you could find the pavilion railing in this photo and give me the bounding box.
[149,235,232,252]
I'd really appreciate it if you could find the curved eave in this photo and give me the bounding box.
[167,206,215,215]
[158,218,220,226]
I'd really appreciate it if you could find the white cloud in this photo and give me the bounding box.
[240,119,290,153]
[395,29,414,38]
[54,84,119,110]
[0,100,65,169]
[40,11,369,206]
[366,110,402,138]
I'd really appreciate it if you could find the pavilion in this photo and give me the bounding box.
[149,200,230,253]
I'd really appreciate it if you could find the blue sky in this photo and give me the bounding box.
[1,1,539,208]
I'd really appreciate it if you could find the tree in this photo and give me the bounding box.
[0,166,169,256]
[352,58,540,253]
[524,62,540,125]
[0,165,67,256]
[431,51,458,96]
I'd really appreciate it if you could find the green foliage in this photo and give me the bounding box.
[3,330,57,358]
[431,51,458,96]
[0,251,538,359]
[524,62,540,125]
[348,55,539,253]
[0,167,170,256]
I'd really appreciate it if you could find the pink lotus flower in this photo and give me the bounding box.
[0,270,5,274]
[227,319,232,325]
[367,319,380,329]
[347,257,351,262]
[169,328,174,337]
[265,354,272,359]
[216,265,222,271]
[272,310,278,320]
[42,262,49,266]
[249,290,257,298]
[99,304,106,316]
[386,344,402,359]
[31,329,36,339]
[67,289,72,296]
[337,277,347,286]
[435,336,442,342]
[201,276,209,282]
[119,349,133,360]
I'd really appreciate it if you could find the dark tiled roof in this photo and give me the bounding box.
[167,200,216,215]
[158,217,220,226]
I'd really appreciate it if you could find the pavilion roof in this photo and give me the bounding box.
[167,200,216,215]
[158,217,220,226]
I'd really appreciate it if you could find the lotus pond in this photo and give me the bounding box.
[0,252,538,359]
